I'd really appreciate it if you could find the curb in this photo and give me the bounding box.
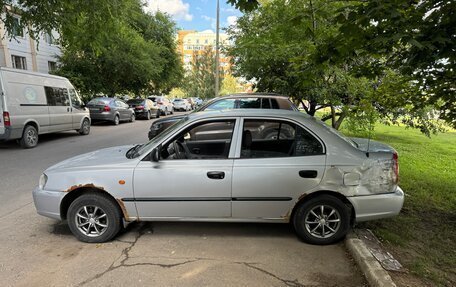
[345,233,397,287]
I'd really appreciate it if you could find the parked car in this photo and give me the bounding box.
[88,97,135,125]
[148,93,298,139]
[0,67,90,148]
[148,96,174,116]
[127,98,160,120]
[33,109,404,244]
[194,97,203,107]
[186,97,196,109]
[173,98,192,111]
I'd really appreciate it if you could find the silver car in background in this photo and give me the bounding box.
[87,97,135,125]
[33,109,404,244]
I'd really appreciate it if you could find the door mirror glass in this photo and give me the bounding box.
[151,145,161,162]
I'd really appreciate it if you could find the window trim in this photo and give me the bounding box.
[11,55,27,70]
[233,117,326,159]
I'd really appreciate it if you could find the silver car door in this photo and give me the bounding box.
[232,118,326,220]
[132,118,238,219]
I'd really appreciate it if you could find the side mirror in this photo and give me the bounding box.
[151,145,161,162]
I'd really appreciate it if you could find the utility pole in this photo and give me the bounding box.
[215,0,220,98]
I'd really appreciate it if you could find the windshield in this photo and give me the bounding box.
[132,116,189,158]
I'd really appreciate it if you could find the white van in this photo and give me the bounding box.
[0,68,91,148]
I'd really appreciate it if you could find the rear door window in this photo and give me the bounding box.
[238,98,261,109]
[240,119,324,158]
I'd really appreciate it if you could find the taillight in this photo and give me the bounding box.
[393,152,399,183]
[103,105,111,112]
[3,111,10,126]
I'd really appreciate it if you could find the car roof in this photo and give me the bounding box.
[185,108,310,121]
[216,93,289,99]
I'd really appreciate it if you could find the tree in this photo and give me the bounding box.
[333,0,456,128]
[183,47,224,100]
[227,0,378,129]
[220,74,238,95]
[55,6,182,98]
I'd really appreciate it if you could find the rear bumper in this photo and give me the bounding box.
[0,126,22,141]
[32,186,65,220]
[90,112,115,121]
[348,186,404,222]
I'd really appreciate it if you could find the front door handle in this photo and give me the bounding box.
[207,171,225,180]
[299,170,318,178]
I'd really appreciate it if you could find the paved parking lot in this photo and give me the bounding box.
[0,113,365,286]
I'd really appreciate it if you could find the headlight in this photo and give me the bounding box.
[39,173,48,189]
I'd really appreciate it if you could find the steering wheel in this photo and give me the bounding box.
[173,140,188,159]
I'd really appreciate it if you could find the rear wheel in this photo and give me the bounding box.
[20,125,38,148]
[67,193,122,243]
[129,113,135,122]
[113,115,120,125]
[146,111,151,120]
[78,118,90,135]
[293,195,350,245]
[155,110,160,118]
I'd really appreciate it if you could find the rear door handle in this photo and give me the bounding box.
[299,170,318,178]
[207,171,225,180]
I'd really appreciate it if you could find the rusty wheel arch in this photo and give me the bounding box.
[288,190,356,226]
[60,185,128,221]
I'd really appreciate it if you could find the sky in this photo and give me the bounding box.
[144,0,243,32]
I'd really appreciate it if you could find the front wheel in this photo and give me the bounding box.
[293,195,350,245]
[67,193,122,243]
[113,115,120,125]
[129,113,135,123]
[79,118,90,135]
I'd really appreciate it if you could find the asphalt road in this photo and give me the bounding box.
[0,113,365,286]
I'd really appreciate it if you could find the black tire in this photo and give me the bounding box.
[20,125,38,148]
[67,193,122,243]
[113,115,120,125]
[146,111,151,120]
[155,110,160,118]
[78,118,90,135]
[293,195,350,245]
[129,113,135,123]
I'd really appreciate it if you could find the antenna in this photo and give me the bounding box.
[366,106,374,158]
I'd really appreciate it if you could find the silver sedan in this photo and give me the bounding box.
[33,109,404,244]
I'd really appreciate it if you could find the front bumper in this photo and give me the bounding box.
[32,186,65,220]
[348,186,405,222]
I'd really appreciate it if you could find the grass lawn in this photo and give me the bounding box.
[342,123,456,286]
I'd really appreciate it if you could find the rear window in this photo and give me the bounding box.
[88,98,111,105]
[127,99,144,105]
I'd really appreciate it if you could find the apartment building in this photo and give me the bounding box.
[0,14,61,74]
[177,30,231,73]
